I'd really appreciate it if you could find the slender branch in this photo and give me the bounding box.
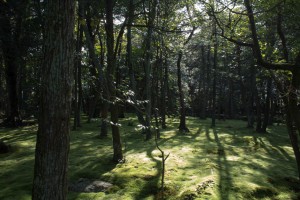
[114,17,128,59]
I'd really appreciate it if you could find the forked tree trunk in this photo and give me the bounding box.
[32,1,75,199]
[105,0,123,162]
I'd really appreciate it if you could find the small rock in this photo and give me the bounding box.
[69,178,113,193]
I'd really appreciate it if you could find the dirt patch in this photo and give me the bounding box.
[69,178,113,193]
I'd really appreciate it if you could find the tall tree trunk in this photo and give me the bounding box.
[161,58,168,129]
[246,65,255,128]
[211,29,218,127]
[32,1,75,199]
[144,0,158,140]
[177,51,189,132]
[0,3,22,127]
[125,0,146,126]
[199,45,207,119]
[261,78,272,132]
[98,31,109,137]
[73,18,83,130]
[105,0,123,162]
[255,84,263,132]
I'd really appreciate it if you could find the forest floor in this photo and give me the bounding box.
[0,114,299,200]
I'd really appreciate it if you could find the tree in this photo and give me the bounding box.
[144,0,158,140]
[105,0,123,162]
[177,51,189,132]
[0,1,27,127]
[32,1,75,199]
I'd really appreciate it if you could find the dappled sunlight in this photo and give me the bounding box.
[0,116,299,199]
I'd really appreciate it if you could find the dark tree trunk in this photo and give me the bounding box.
[81,1,102,123]
[105,0,123,162]
[177,51,189,132]
[255,84,263,133]
[144,0,158,140]
[0,3,22,127]
[161,58,168,129]
[199,45,207,119]
[262,78,272,132]
[32,1,75,199]
[100,103,109,138]
[236,45,245,117]
[246,65,255,128]
[73,18,83,130]
[211,30,218,127]
[125,0,146,126]
[98,29,109,138]
[116,38,125,119]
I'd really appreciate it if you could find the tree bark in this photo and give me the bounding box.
[0,2,22,127]
[73,17,83,130]
[32,1,75,199]
[211,30,218,127]
[199,45,207,119]
[105,0,123,162]
[177,51,189,132]
[144,0,158,140]
[246,65,255,128]
[261,78,272,132]
[161,58,168,129]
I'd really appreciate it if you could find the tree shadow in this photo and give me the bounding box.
[212,128,232,200]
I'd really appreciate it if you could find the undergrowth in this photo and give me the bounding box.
[0,114,299,199]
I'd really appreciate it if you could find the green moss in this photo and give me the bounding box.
[0,116,299,199]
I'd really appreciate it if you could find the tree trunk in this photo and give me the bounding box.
[105,0,123,162]
[0,3,22,127]
[100,103,109,138]
[73,18,83,130]
[98,29,109,138]
[246,65,255,128]
[32,1,75,199]
[161,58,168,129]
[261,78,272,132]
[199,45,207,119]
[177,51,189,132]
[211,30,218,127]
[255,84,263,132]
[125,0,146,126]
[144,0,158,140]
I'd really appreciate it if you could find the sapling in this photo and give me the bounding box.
[154,108,170,199]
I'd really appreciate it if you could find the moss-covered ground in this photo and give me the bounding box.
[0,115,299,199]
